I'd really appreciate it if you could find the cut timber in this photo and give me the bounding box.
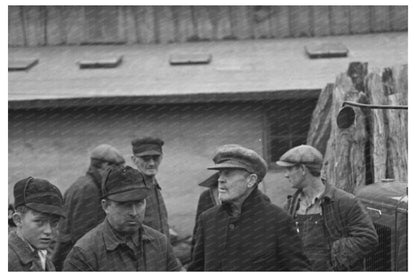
[385,65,408,182]
[324,73,367,193]
[307,83,334,156]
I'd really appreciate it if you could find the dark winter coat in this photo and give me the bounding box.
[143,178,169,239]
[285,182,379,271]
[188,188,311,271]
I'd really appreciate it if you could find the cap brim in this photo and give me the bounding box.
[107,188,150,202]
[26,203,65,218]
[135,150,162,156]
[276,160,297,167]
[207,162,248,171]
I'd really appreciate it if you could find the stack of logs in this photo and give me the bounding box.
[307,62,408,194]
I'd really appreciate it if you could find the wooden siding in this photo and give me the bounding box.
[8,6,408,47]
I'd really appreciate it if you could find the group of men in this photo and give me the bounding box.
[8,136,379,271]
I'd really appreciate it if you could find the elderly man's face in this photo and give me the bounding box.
[103,199,146,234]
[217,169,252,203]
[132,155,162,177]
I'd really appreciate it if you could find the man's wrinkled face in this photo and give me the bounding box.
[132,155,162,177]
[14,209,60,250]
[284,165,306,190]
[103,199,146,234]
[217,169,251,203]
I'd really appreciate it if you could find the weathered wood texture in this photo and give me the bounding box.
[307,63,407,192]
[8,6,408,47]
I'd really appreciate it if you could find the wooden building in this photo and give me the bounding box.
[8,6,408,235]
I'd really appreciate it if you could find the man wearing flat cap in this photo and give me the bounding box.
[131,137,170,239]
[277,145,378,271]
[9,177,65,271]
[52,144,125,270]
[188,144,310,271]
[63,165,182,271]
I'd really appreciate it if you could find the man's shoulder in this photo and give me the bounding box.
[73,221,105,249]
[64,175,98,197]
[142,224,168,241]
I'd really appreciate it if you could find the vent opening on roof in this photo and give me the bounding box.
[305,42,348,59]
[78,56,123,69]
[169,53,212,65]
[8,58,39,71]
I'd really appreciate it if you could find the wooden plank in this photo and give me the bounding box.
[22,6,46,46]
[390,6,408,31]
[329,6,350,35]
[62,6,85,45]
[172,6,195,43]
[8,6,25,46]
[45,6,66,45]
[229,6,252,40]
[324,72,367,193]
[193,6,214,41]
[269,6,290,38]
[289,6,312,37]
[253,6,271,39]
[214,6,232,40]
[156,6,176,44]
[312,6,330,36]
[370,6,391,32]
[306,83,334,156]
[366,70,388,182]
[350,6,371,34]
[385,65,408,181]
[123,6,138,44]
[135,6,157,44]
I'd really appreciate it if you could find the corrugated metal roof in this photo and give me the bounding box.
[8,32,407,108]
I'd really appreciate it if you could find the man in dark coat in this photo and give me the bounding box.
[63,165,182,271]
[131,137,169,239]
[277,144,378,271]
[52,144,125,270]
[9,177,65,271]
[188,144,310,271]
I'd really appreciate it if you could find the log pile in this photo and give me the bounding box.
[307,62,408,193]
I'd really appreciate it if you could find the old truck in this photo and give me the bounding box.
[337,102,408,271]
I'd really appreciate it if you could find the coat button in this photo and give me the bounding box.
[229,224,235,230]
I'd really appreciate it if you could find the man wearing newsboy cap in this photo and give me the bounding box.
[63,165,182,271]
[52,144,125,270]
[9,177,65,271]
[188,144,310,271]
[277,145,378,271]
[130,137,170,239]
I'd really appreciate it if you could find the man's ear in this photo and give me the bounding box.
[247,174,258,188]
[101,199,109,214]
[12,213,23,227]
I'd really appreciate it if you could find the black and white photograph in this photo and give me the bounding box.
[7,4,409,272]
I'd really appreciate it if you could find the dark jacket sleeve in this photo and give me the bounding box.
[62,246,96,271]
[166,240,184,271]
[276,212,311,271]
[187,216,205,271]
[330,197,378,270]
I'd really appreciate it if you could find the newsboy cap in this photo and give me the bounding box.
[101,165,150,202]
[14,177,65,217]
[276,145,323,171]
[131,137,164,156]
[208,144,268,181]
[90,144,125,165]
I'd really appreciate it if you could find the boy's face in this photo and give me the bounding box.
[14,209,60,250]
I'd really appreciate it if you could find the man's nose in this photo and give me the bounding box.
[43,222,52,234]
[147,159,155,165]
[129,205,140,216]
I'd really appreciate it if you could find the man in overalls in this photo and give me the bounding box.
[277,145,378,271]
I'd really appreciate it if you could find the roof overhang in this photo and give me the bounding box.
[8,32,407,109]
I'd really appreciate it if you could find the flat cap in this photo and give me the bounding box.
[102,165,151,202]
[132,137,164,156]
[276,145,323,171]
[208,144,268,181]
[90,144,125,165]
[14,177,65,217]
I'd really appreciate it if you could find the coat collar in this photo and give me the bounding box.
[102,219,154,251]
[8,231,38,265]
